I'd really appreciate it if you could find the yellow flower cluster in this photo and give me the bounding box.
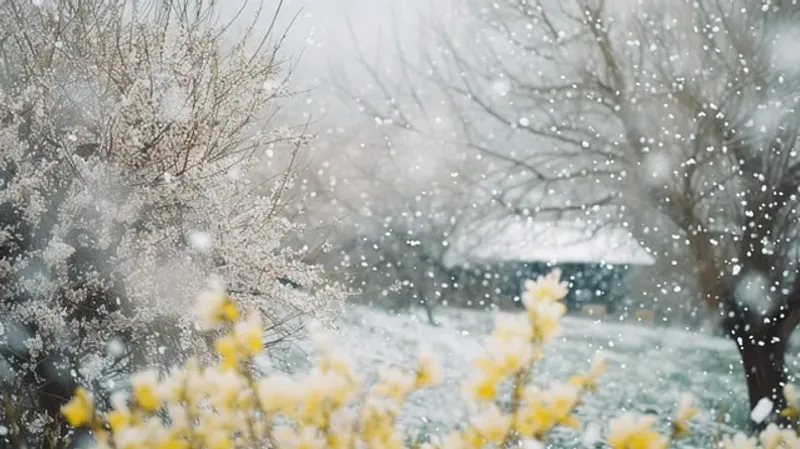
[61,270,595,449]
[522,270,569,344]
[61,280,444,449]
[60,269,800,449]
[756,422,800,449]
[444,269,606,448]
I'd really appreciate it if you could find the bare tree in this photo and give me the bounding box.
[340,0,800,424]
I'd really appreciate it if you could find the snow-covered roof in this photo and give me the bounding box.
[444,219,655,267]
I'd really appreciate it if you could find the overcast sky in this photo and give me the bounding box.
[222,0,441,124]
[281,0,418,83]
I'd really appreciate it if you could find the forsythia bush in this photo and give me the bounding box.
[61,270,800,449]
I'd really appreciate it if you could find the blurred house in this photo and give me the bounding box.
[443,219,655,315]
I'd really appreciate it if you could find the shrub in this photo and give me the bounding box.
[47,270,682,447]
[59,269,800,448]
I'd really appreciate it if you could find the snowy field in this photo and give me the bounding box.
[303,304,789,448]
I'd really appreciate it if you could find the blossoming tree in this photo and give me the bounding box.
[0,0,343,445]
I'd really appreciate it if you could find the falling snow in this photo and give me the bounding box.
[5,0,800,446]
[187,230,213,252]
[750,397,773,424]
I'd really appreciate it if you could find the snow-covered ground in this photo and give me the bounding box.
[300,304,786,447]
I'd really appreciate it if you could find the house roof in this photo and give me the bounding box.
[444,219,655,267]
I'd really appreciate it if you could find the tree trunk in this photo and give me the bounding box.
[737,333,788,422]
[722,284,800,428]
[424,302,439,327]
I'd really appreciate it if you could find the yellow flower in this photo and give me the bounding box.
[721,433,757,449]
[780,429,800,447]
[568,374,591,389]
[107,408,132,433]
[215,335,241,369]
[233,312,264,357]
[196,279,238,329]
[415,344,443,387]
[373,367,416,401]
[202,367,246,412]
[624,432,669,449]
[318,349,358,381]
[156,433,189,449]
[607,413,669,449]
[471,405,511,443]
[131,369,162,412]
[213,313,264,369]
[473,336,532,381]
[326,373,358,408]
[297,376,336,425]
[546,382,581,422]
[515,388,560,438]
[514,383,580,437]
[570,353,607,391]
[204,430,234,449]
[514,405,556,439]
[753,425,800,449]
[672,393,698,438]
[523,270,568,306]
[473,353,499,374]
[305,353,359,419]
[365,433,405,449]
[781,384,799,419]
[461,427,485,449]
[498,338,534,374]
[759,423,783,449]
[530,300,567,343]
[61,387,95,427]
[327,430,354,449]
[463,373,499,402]
[359,399,400,444]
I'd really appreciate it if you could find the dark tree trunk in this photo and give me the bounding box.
[737,331,788,419]
[724,292,800,428]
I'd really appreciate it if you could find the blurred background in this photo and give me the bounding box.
[278,0,722,328]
